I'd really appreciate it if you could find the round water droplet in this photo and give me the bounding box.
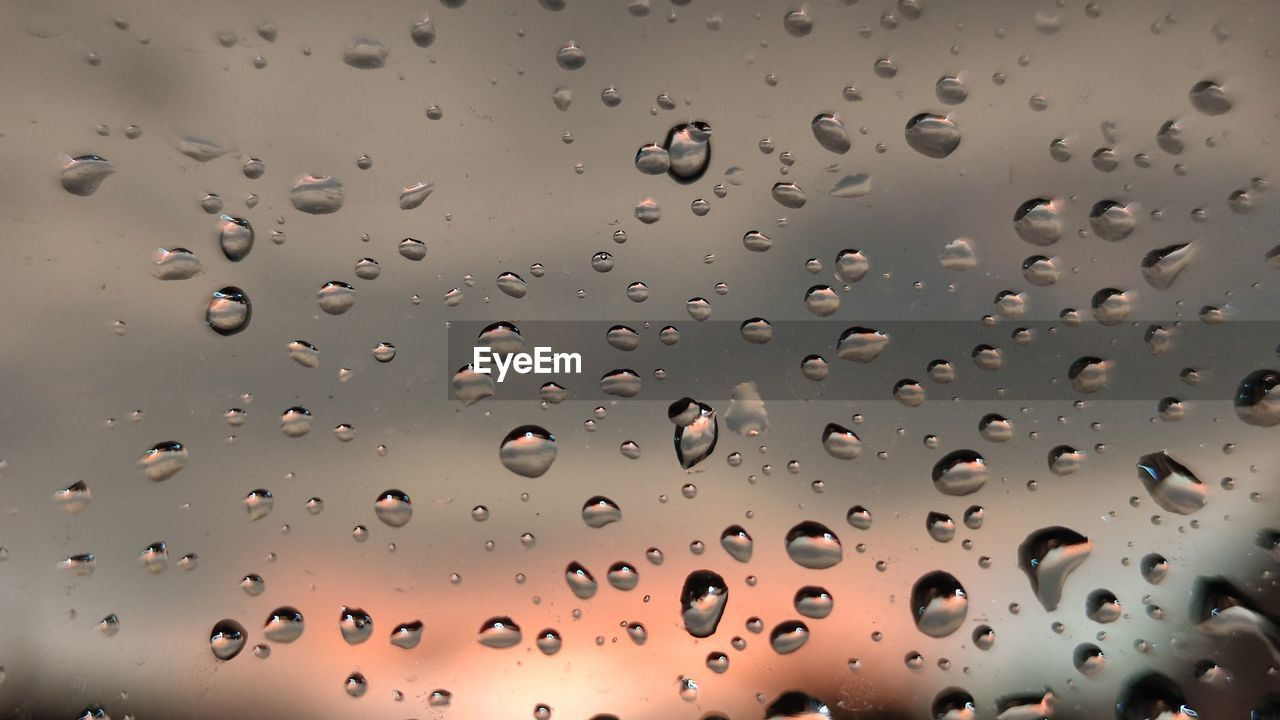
[500,426,557,477]
[210,619,247,660]
[911,570,968,637]
[207,287,251,335]
[784,521,842,569]
[374,489,413,527]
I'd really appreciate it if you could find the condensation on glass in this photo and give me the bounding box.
[1,0,1279,718]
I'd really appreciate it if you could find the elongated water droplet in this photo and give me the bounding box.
[139,441,188,481]
[1137,451,1206,515]
[905,114,961,158]
[477,616,522,648]
[932,450,988,495]
[290,175,345,214]
[1018,526,1093,610]
[217,215,253,261]
[720,525,753,562]
[674,401,717,469]
[60,154,115,196]
[1234,369,1280,427]
[681,570,728,638]
[811,114,850,154]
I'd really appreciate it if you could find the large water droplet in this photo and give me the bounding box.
[477,617,522,648]
[769,620,810,654]
[1013,198,1062,246]
[810,114,850,154]
[904,114,961,158]
[664,122,711,182]
[1137,451,1206,514]
[1188,80,1231,115]
[1018,526,1093,610]
[681,570,728,638]
[139,441,188,481]
[217,215,254,261]
[339,607,373,644]
[500,425,557,477]
[1116,672,1195,720]
[911,571,968,637]
[290,175,345,214]
[784,521,842,569]
[720,525,754,562]
[210,619,247,660]
[565,562,598,599]
[674,401,717,469]
[263,607,305,643]
[1235,369,1280,427]
[207,287,251,335]
[837,326,889,362]
[374,489,413,527]
[932,450,988,495]
[60,154,114,196]
[582,496,621,528]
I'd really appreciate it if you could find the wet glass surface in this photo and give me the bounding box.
[2,1,1280,718]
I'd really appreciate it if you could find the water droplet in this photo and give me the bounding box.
[176,137,227,162]
[289,175,345,214]
[1069,356,1109,393]
[500,425,557,477]
[784,521,843,569]
[932,450,988,495]
[343,39,389,69]
[1137,451,1206,514]
[720,526,754,562]
[60,154,115,196]
[911,571,968,637]
[811,114,850,153]
[244,489,274,520]
[1235,369,1280,426]
[374,489,413,527]
[674,401,718,469]
[207,286,251,335]
[1013,198,1062,246]
[263,607,305,643]
[556,41,586,69]
[772,182,807,208]
[411,15,436,47]
[681,570,728,638]
[280,407,311,437]
[339,607,373,645]
[139,441,188,481]
[837,326,889,362]
[399,181,434,210]
[904,114,961,158]
[317,281,356,315]
[1018,526,1093,610]
[1188,80,1231,115]
[664,121,711,182]
[795,587,834,619]
[769,620,810,654]
[210,619,247,660]
[1116,672,1193,720]
[477,616,522,648]
[582,496,621,528]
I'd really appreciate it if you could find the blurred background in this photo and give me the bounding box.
[0,0,1278,717]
